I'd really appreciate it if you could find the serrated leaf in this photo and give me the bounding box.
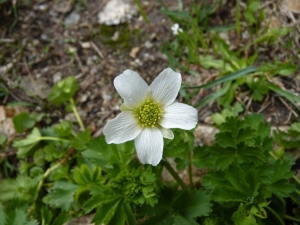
[264,160,296,197]
[83,192,107,213]
[82,136,135,177]
[43,180,78,211]
[73,164,105,202]
[0,175,38,202]
[71,128,91,150]
[175,190,212,220]
[215,132,234,148]
[92,197,123,225]
[193,145,214,169]
[11,208,27,225]
[143,188,211,225]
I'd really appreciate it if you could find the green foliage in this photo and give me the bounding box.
[197,114,272,169]
[212,103,243,125]
[12,112,35,133]
[274,122,300,149]
[0,203,6,225]
[141,187,212,225]
[48,76,79,106]
[13,127,42,158]
[194,115,296,224]
[82,136,135,177]
[164,129,194,170]
[0,175,38,202]
[111,167,157,206]
[0,200,38,225]
[43,180,78,211]
[0,134,6,146]
[84,167,157,225]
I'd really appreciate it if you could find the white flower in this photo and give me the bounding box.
[171,23,183,35]
[103,68,198,166]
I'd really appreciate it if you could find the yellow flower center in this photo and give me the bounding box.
[135,99,163,127]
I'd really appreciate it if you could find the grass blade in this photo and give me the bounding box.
[195,81,231,108]
[185,66,256,90]
[268,83,300,111]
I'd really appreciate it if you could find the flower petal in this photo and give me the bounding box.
[149,68,181,107]
[103,112,142,144]
[114,70,149,109]
[160,102,198,130]
[134,128,163,166]
[159,127,174,139]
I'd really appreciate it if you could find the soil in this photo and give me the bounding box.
[0,0,299,136]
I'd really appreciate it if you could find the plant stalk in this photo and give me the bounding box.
[266,206,285,225]
[70,98,85,130]
[284,215,300,223]
[162,158,188,190]
[39,137,70,143]
[188,150,194,189]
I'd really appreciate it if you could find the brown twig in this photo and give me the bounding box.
[90,41,104,59]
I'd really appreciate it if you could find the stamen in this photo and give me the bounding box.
[135,99,163,128]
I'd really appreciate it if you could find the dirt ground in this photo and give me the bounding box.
[0,0,180,136]
[0,0,300,136]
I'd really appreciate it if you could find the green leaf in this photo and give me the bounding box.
[51,212,71,225]
[43,180,78,211]
[73,164,105,202]
[13,127,42,158]
[0,203,6,225]
[11,208,27,225]
[0,175,38,202]
[3,200,39,225]
[92,197,124,225]
[265,160,296,197]
[41,206,53,225]
[207,165,262,202]
[13,112,35,133]
[48,76,79,106]
[111,167,157,206]
[268,83,300,111]
[247,77,269,101]
[71,128,91,150]
[212,103,243,125]
[185,66,256,90]
[277,62,298,76]
[232,204,257,225]
[0,134,6,146]
[82,136,135,177]
[143,187,212,225]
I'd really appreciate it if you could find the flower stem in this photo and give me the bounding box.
[39,137,70,143]
[266,206,285,225]
[162,158,188,190]
[284,215,300,223]
[70,98,85,130]
[30,162,61,215]
[188,150,194,189]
